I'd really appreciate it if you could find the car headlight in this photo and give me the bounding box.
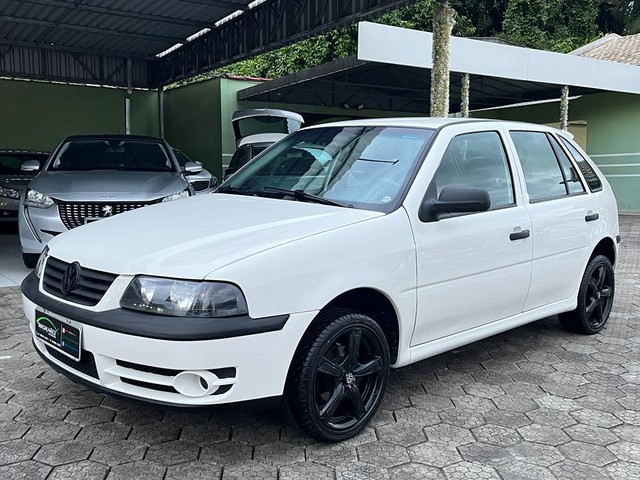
[120,276,248,317]
[25,189,54,208]
[0,186,20,199]
[161,189,190,202]
[35,246,49,279]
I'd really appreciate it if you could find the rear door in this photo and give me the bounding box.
[507,129,600,311]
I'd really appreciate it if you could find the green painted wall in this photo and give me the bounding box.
[0,79,158,152]
[474,92,640,213]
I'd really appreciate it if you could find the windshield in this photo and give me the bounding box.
[222,126,434,212]
[48,140,174,172]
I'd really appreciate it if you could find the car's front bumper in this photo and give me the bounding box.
[19,204,65,254]
[22,273,317,406]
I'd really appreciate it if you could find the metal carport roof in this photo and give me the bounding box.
[0,0,419,88]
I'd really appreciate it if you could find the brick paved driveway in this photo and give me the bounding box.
[1,216,639,479]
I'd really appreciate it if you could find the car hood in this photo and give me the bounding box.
[48,194,383,278]
[28,171,188,202]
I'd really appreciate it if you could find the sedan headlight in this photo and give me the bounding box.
[0,186,20,199]
[35,246,49,279]
[161,189,190,202]
[25,189,54,208]
[120,276,248,317]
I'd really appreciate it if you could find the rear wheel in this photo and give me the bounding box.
[22,253,39,269]
[285,311,389,442]
[559,255,614,334]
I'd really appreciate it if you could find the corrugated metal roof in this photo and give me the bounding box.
[0,0,253,58]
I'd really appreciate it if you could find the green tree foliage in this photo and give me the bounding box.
[598,1,640,33]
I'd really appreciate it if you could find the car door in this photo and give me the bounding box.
[507,129,601,311]
[411,127,533,346]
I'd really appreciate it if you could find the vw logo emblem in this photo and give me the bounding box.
[60,262,81,295]
[101,205,113,217]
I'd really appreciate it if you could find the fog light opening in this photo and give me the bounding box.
[173,371,220,397]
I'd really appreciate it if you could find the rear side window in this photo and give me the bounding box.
[548,136,585,195]
[558,137,603,192]
[511,131,568,202]
[433,131,515,209]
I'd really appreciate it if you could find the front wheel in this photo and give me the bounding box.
[285,311,390,442]
[559,255,615,334]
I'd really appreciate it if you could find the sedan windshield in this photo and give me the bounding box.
[48,140,174,172]
[222,126,434,212]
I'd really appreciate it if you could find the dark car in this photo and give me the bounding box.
[0,150,50,220]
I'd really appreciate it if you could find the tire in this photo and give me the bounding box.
[284,310,390,442]
[22,253,39,269]
[559,255,615,335]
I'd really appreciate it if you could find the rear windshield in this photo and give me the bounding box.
[48,140,174,172]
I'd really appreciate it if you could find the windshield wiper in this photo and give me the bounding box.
[357,157,399,164]
[216,185,257,196]
[263,186,347,207]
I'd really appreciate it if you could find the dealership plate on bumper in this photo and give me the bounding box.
[34,309,82,361]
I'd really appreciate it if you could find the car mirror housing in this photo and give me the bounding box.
[183,161,203,175]
[419,185,491,222]
[21,160,41,172]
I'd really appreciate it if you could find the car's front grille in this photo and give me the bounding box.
[58,201,158,230]
[43,256,117,306]
[45,345,99,379]
[191,180,211,191]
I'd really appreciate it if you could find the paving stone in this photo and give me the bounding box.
[549,460,610,480]
[614,410,640,426]
[180,422,230,445]
[605,461,640,480]
[339,427,378,447]
[438,410,485,429]
[558,441,617,466]
[336,461,390,480]
[422,381,465,398]
[199,441,254,466]
[0,460,51,479]
[128,422,181,444]
[462,383,504,399]
[389,462,445,479]
[54,392,104,409]
[607,441,640,464]
[409,394,454,412]
[15,403,69,423]
[472,425,522,447]
[564,424,620,446]
[23,420,81,444]
[525,408,576,428]
[422,423,474,447]
[357,441,409,468]
[76,422,131,445]
[253,441,305,466]
[409,442,462,468]
[221,461,277,480]
[451,395,496,414]
[499,382,544,398]
[0,420,29,440]
[145,439,200,466]
[106,460,166,480]
[64,406,116,425]
[570,408,623,428]
[376,420,427,446]
[534,395,581,412]
[47,460,109,480]
[517,424,571,446]
[0,439,40,465]
[33,439,93,466]
[166,461,223,480]
[458,442,514,467]
[306,443,357,467]
[278,461,335,480]
[493,395,539,413]
[90,440,147,466]
[612,424,640,443]
[443,461,500,479]
[482,410,530,429]
[507,442,565,467]
[496,461,556,480]
[577,395,626,413]
[113,407,164,426]
[232,423,281,445]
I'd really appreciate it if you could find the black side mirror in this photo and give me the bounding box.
[419,185,491,222]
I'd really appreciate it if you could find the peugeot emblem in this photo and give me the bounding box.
[101,205,113,217]
[60,262,81,295]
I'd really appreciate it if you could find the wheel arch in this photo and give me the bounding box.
[590,237,616,266]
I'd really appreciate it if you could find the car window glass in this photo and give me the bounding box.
[50,140,172,172]
[173,150,191,167]
[558,137,603,191]
[547,135,585,195]
[433,131,514,209]
[229,148,248,170]
[511,131,567,202]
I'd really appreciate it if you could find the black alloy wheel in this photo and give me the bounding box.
[560,255,615,334]
[285,311,390,442]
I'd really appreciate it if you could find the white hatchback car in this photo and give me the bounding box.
[22,118,619,442]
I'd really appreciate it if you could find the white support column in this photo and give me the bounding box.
[125,58,132,135]
[430,0,454,117]
[461,73,470,118]
[560,85,570,131]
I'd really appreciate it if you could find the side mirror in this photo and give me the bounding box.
[21,160,41,172]
[419,185,491,222]
[183,161,202,175]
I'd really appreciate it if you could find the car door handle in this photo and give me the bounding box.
[585,213,600,222]
[510,230,530,241]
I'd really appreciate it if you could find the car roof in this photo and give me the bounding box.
[62,134,165,142]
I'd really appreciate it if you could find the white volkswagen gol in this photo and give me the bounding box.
[22,118,619,442]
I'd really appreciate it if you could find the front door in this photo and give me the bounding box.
[411,129,532,346]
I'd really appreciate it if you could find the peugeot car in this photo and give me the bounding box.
[19,135,199,267]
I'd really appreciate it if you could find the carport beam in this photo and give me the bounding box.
[125,58,132,135]
[158,86,165,139]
